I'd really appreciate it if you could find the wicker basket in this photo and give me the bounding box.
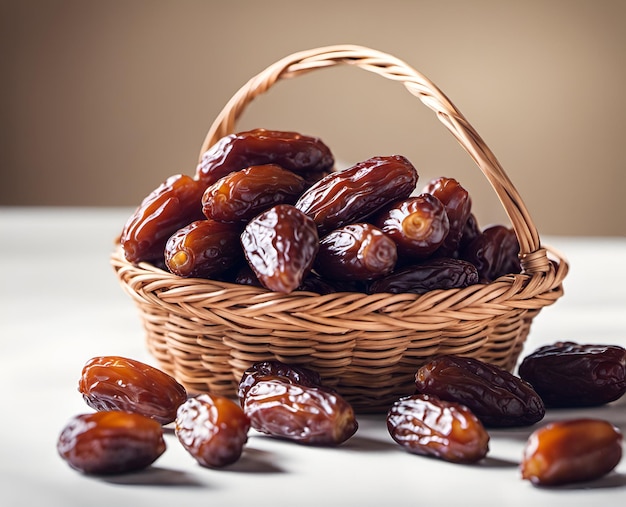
[111,45,568,413]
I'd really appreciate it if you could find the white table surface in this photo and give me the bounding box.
[1,207,625,507]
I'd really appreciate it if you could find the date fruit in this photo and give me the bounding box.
[295,155,418,235]
[368,258,479,294]
[373,194,450,260]
[164,219,243,278]
[57,411,166,475]
[314,223,397,281]
[243,378,358,446]
[521,418,623,486]
[78,355,187,425]
[460,224,520,282]
[422,176,471,256]
[202,164,307,223]
[241,204,319,293]
[387,394,489,463]
[237,360,322,405]
[518,341,626,407]
[415,355,545,427]
[120,174,206,264]
[175,394,251,468]
[196,129,334,186]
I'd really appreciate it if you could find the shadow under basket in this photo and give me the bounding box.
[110,45,568,413]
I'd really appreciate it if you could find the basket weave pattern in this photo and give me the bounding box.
[111,45,568,412]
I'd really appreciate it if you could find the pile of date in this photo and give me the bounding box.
[59,129,625,487]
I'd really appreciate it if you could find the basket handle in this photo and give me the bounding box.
[198,44,550,275]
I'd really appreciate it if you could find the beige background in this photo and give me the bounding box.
[2,0,625,236]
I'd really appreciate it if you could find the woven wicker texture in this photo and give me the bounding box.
[111,45,568,412]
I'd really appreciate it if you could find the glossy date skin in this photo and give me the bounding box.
[518,341,626,407]
[460,224,521,282]
[120,174,206,264]
[57,411,166,475]
[422,177,471,257]
[387,394,489,463]
[295,155,418,235]
[237,360,323,405]
[175,394,251,468]
[78,356,187,425]
[243,378,358,446]
[202,164,307,223]
[164,219,243,278]
[241,204,319,293]
[521,418,623,486]
[415,355,545,427]
[314,223,397,281]
[373,194,450,260]
[367,258,479,295]
[196,129,334,186]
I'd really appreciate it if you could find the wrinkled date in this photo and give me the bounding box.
[314,223,397,281]
[175,394,251,468]
[120,174,206,264]
[237,360,322,405]
[387,394,489,463]
[241,204,319,293]
[368,258,479,294]
[57,411,166,475]
[422,176,471,256]
[164,219,243,278]
[521,418,623,486]
[78,356,187,425]
[373,194,450,260]
[196,129,334,186]
[202,164,308,223]
[518,341,626,407]
[243,378,358,446]
[461,224,521,282]
[415,355,545,427]
[295,155,418,235]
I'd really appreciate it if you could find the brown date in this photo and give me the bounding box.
[373,194,450,260]
[387,394,490,463]
[240,204,319,293]
[175,394,251,468]
[368,258,479,294]
[415,355,545,427]
[521,418,623,486]
[243,378,358,446]
[202,164,308,223]
[78,356,187,425]
[460,224,521,282]
[422,176,471,256]
[237,360,323,405]
[120,174,206,264]
[164,219,243,278]
[57,411,166,475]
[314,223,397,282]
[458,213,480,252]
[518,341,626,407]
[196,129,334,186]
[295,155,418,235]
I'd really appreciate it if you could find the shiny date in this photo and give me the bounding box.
[241,204,319,293]
[57,411,166,475]
[78,355,187,425]
[415,355,545,427]
[521,418,623,486]
[295,155,418,235]
[387,394,489,463]
[243,378,358,446]
[175,394,250,468]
